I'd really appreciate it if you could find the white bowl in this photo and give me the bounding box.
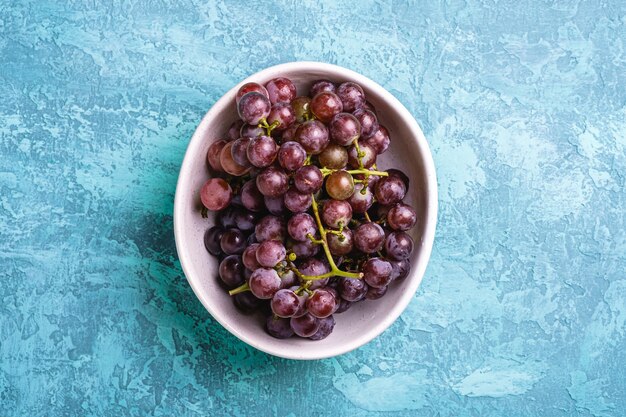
[174,62,437,360]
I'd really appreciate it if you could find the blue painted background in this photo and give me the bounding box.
[1,0,625,415]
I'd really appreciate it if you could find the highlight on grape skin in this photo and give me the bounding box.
[199,76,420,340]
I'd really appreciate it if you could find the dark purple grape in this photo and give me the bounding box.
[200,178,232,211]
[271,289,300,317]
[234,208,256,231]
[246,233,257,246]
[329,112,361,146]
[287,211,316,242]
[281,123,300,142]
[371,202,393,221]
[362,257,392,288]
[266,316,295,339]
[207,139,227,172]
[249,268,282,299]
[309,315,336,340]
[267,103,296,131]
[219,255,245,288]
[327,229,353,256]
[217,206,237,228]
[255,215,286,242]
[311,92,343,123]
[290,238,320,258]
[364,125,390,154]
[318,143,348,169]
[295,120,330,154]
[354,222,385,253]
[256,166,289,197]
[204,226,224,256]
[387,168,409,189]
[265,77,296,104]
[234,291,262,313]
[362,101,376,113]
[240,123,264,137]
[347,183,374,214]
[279,270,298,289]
[256,240,286,267]
[298,258,329,280]
[306,289,336,318]
[220,228,246,255]
[278,141,306,171]
[227,120,245,141]
[264,195,286,215]
[284,187,312,213]
[390,259,411,281]
[353,108,379,139]
[335,299,353,314]
[338,277,368,302]
[365,285,388,300]
[294,165,324,194]
[326,171,355,200]
[321,199,352,228]
[241,180,265,212]
[385,231,414,261]
[290,313,321,337]
[387,203,417,231]
[348,141,377,168]
[310,79,336,96]
[246,135,278,168]
[375,175,407,205]
[220,142,251,176]
[230,137,252,167]
[291,96,312,122]
[242,243,261,270]
[236,82,269,104]
[337,82,365,113]
[238,92,271,125]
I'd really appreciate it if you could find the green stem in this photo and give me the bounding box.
[320,167,389,178]
[228,282,250,296]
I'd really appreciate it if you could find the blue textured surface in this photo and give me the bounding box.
[1,0,625,416]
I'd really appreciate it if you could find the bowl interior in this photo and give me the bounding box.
[174,62,437,360]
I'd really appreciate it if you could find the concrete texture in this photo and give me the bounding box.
[1,0,625,416]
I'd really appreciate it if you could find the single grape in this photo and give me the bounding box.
[271,289,300,317]
[365,285,388,300]
[375,175,407,205]
[267,103,296,131]
[200,178,232,211]
[219,255,245,288]
[238,91,271,125]
[335,299,353,314]
[311,92,343,123]
[309,315,336,340]
[246,233,257,246]
[362,257,393,288]
[281,122,300,142]
[290,238,320,258]
[329,112,361,146]
[294,165,324,194]
[240,123,264,138]
[290,313,321,337]
[385,231,414,261]
[284,187,312,213]
[348,141,377,168]
[354,222,385,253]
[204,226,224,256]
[256,166,289,197]
[234,208,256,231]
[220,228,246,255]
[387,168,410,189]
[255,215,286,242]
[220,142,251,176]
[278,141,307,171]
[294,120,330,154]
[353,108,379,139]
[306,289,336,318]
[291,96,312,122]
[321,199,352,228]
[347,183,374,213]
[230,137,252,167]
[264,195,286,215]
[390,259,411,281]
[279,270,298,289]
[338,277,368,302]
[227,120,245,141]
[337,82,366,113]
[242,243,261,270]
[241,179,265,212]
[265,77,296,104]
[318,143,348,169]
[256,240,286,267]
[387,203,417,231]
[207,140,228,172]
[364,125,390,154]
[298,258,329,282]
[249,268,282,299]
[266,316,295,339]
[246,135,278,168]
[327,228,354,256]
[216,206,237,228]
[310,79,336,96]
[233,291,262,314]
[326,171,355,200]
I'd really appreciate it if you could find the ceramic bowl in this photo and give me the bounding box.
[174,62,437,360]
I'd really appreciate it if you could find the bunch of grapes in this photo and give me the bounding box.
[200,76,417,340]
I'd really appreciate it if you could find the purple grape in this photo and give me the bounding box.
[365,285,388,300]
[326,171,355,200]
[249,268,282,299]
[390,259,411,281]
[385,231,414,261]
[294,165,324,194]
[256,240,286,267]
[217,206,237,229]
[337,82,366,113]
[241,179,265,212]
[310,79,336,96]
[295,120,330,155]
[238,92,271,125]
[354,222,385,253]
[338,277,368,302]
[265,77,296,104]
[264,195,286,215]
[353,108,379,139]
[256,166,289,197]
[278,141,307,171]
[321,199,352,228]
[290,313,321,337]
[362,257,393,288]
[227,120,245,141]
[233,291,262,313]
[311,91,343,123]
[219,255,245,288]
[329,112,361,146]
[242,243,261,270]
[279,270,298,289]
[200,178,232,211]
[364,125,390,154]
[375,175,407,205]
[348,141,377,168]
[220,228,246,255]
[266,316,295,339]
[327,228,353,256]
[234,208,256,231]
[255,215,286,242]
[282,123,300,142]
[246,135,278,168]
[309,315,336,340]
[236,82,269,104]
[240,123,264,138]
[387,168,410,189]
[335,299,353,314]
[306,289,336,318]
[387,203,417,231]
[287,212,317,242]
[347,183,374,213]
[267,103,296,131]
[271,289,300,317]
[230,137,252,167]
[220,142,251,176]
[298,258,329,289]
[290,238,320,258]
[284,187,312,213]
[204,226,224,256]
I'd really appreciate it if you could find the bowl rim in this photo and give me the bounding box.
[174,61,438,360]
